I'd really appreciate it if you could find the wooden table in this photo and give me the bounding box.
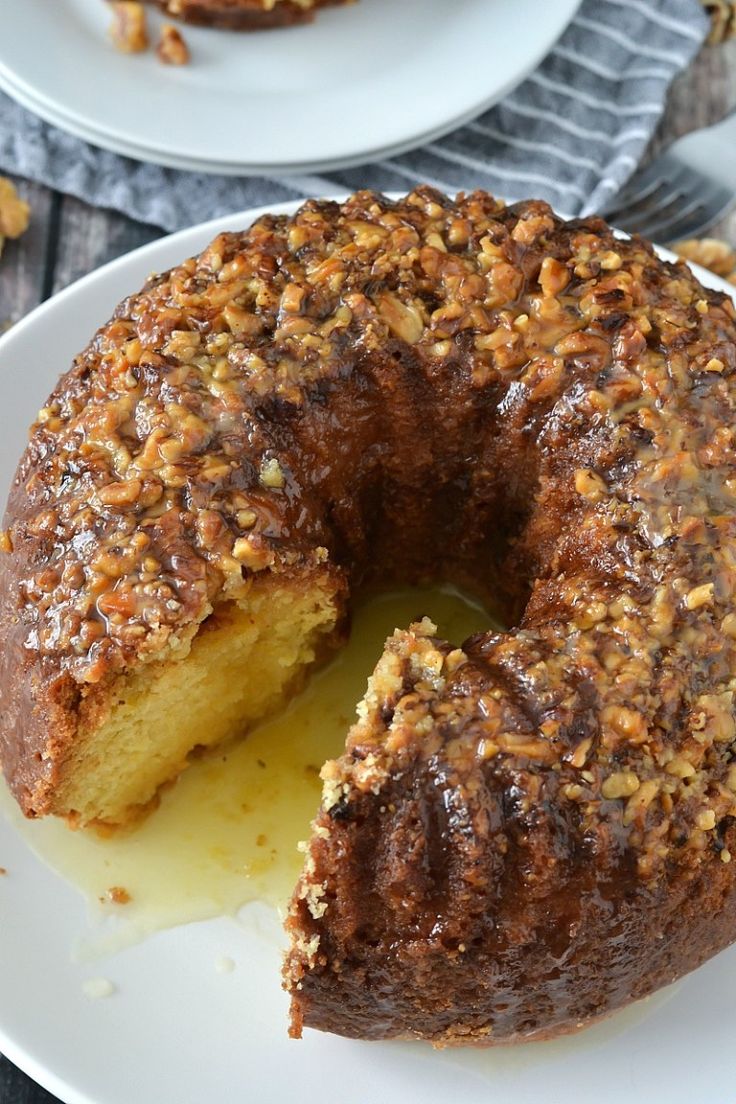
[1,34,736,1104]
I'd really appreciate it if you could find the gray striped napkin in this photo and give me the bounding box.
[0,0,708,232]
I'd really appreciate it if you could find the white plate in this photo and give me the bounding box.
[0,66,407,177]
[1,200,735,1104]
[0,0,579,174]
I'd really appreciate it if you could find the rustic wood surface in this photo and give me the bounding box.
[1,33,736,1104]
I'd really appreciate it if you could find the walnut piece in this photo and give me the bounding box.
[675,236,736,285]
[109,1,149,53]
[157,23,190,66]
[105,886,132,904]
[0,178,30,259]
[703,0,736,43]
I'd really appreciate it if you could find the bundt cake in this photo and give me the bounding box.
[145,0,352,30]
[3,189,736,1046]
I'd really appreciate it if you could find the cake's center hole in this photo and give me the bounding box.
[0,584,497,951]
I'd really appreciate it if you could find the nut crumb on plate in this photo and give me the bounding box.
[157,23,190,65]
[109,1,149,52]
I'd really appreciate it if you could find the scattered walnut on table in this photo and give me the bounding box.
[703,0,736,44]
[0,177,30,260]
[157,23,191,65]
[109,1,149,53]
[675,237,736,285]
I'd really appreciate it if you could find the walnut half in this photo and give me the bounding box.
[157,23,191,65]
[0,178,30,259]
[703,0,736,44]
[109,1,149,53]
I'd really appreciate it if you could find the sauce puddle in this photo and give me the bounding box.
[0,585,494,955]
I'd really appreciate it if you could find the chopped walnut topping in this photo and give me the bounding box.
[601,771,640,800]
[666,757,696,779]
[574,468,607,502]
[685,583,714,610]
[96,479,143,507]
[599,250,623,271]
[260,458,285,489]
[237,509,257,529]
[157,23,190,65]
[377,293,424,345]
[232,537,272,571]
[538,256,570,297]
[109,1,149,53]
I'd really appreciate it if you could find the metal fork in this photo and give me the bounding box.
[604,111,736,244]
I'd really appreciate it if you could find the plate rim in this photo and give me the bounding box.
[0,64,550,178]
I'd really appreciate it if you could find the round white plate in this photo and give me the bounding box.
[1,199,735,1104]
[0,66,397,177]
[0,0,580,174]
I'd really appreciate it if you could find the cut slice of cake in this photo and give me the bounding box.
[145,0,354,30]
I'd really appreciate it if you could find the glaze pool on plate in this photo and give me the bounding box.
[0,0,580,173]
[0,585,493,955]
[1,200,735,1104]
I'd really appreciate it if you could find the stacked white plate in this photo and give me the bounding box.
[0,0,579,174]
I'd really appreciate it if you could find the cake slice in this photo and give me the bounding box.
[283,613,736,1046]
[146,0,353,30]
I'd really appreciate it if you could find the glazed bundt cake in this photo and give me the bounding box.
[146,0,351,30]
[3,189,736,1045]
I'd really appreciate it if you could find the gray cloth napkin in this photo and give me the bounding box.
[0,0,708,232]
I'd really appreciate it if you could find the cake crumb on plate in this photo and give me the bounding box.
[82,978,116,1000]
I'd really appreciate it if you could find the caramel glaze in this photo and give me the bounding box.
[146,0,346,30]
[3,189,736,1044]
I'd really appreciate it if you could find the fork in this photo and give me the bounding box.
[604,110,736,244]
